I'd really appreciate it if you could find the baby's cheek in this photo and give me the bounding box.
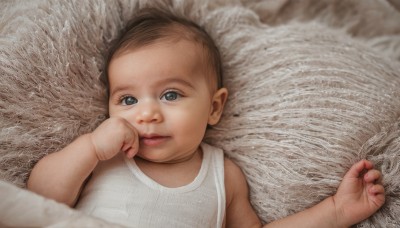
[169,109,208,137]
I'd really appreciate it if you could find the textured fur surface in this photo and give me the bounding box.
[1,0,400,227]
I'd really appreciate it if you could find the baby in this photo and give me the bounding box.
[28,8,385,228]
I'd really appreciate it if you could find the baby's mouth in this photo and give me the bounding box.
[140,134,169,146]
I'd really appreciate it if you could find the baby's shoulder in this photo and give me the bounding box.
[223,157,242,176]
[223,157,249,204]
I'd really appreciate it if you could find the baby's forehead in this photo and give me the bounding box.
[111,38,218,92]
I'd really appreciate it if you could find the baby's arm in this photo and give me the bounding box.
[27,117,138,207]
[265,159,385,228]
[224,158,263,228]
[225,159,385,228]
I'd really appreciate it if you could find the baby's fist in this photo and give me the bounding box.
[89,117,139,161]
[334,160,385,227]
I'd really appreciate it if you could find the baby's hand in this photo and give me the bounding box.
[333,160,385,227]
[89,117,139,161]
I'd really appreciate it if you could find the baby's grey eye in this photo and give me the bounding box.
[163,91,179,101]
[122,96,137,105]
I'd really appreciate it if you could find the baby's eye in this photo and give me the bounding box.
[121,96,138,105]
[161,91,181,101]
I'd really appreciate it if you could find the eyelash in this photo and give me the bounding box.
[161,90,183,101]
[117,90,184,105]
[119,95,137,106]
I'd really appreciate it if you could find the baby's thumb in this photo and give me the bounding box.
[124,146,138,158]
[122,128,139,158]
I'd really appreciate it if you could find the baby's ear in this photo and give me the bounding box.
[208,88,228,125]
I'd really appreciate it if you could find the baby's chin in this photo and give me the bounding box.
[133,151,168,164]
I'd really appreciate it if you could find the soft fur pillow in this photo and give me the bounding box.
[1,0,400,227]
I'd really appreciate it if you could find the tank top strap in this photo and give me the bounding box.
[200,142,226,228]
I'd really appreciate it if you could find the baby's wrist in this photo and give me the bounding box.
[330,195,349,228]
[81,133,101,162]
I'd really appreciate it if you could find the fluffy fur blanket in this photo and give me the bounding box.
[1,0,400,227]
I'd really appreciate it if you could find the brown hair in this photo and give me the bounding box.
[103,8,223,94]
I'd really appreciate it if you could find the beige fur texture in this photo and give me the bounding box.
[1,0,400,227]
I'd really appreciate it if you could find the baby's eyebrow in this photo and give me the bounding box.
[110,85,135,97]
[157,78,195,89]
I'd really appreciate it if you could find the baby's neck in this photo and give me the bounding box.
[134,148,203,188]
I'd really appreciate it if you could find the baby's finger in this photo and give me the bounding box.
[369,184,385,208]
[369,184,385,195]
[121,139,137,158]
[122,123,137,144]
[124,147,137,158]
[364,169,381,183]
[123,123,139,158]
[344,159,374,179]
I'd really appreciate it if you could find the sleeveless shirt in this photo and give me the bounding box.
[76,143,226,228]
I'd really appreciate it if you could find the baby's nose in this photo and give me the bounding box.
[135,101,163,124]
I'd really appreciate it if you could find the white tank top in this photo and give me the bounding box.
[76,143,226,228]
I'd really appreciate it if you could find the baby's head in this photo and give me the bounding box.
[104,8,223,94]
[103,8,228,162]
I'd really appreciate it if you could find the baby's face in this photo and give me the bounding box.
[107,39,216,163]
